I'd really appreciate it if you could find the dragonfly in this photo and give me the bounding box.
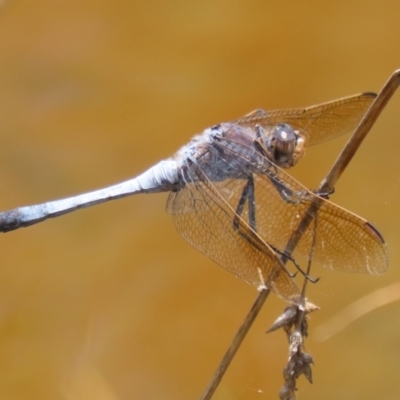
[0,92,389,303]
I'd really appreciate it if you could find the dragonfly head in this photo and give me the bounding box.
[266,123,305,168]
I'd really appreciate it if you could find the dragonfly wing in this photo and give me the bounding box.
[234,93,376,147]
[213,137,389,275]
[166,158,300,303]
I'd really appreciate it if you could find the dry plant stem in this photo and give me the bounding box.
[320,69,400,194]
[199,288,271,400]
[199,69,400,400]
[315,282,400,341]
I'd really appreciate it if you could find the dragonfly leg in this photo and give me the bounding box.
[268,176,304,204]
[233,175,256,231]
[233,176,297,281]
[314,187,335,199]
[271,244,320,283]
[232,158,318,284]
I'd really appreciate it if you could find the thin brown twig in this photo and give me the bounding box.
[319,69,400,194]
[200,69,400,400]
[199,289,270,400]
[315,281,400,341]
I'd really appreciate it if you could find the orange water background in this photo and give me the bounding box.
[0,1,400,399]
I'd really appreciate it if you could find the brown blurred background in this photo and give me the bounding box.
[0,1,399,399]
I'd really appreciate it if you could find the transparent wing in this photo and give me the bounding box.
[166,159,300,303]
[234,92,376,146]
[205,136,389,275]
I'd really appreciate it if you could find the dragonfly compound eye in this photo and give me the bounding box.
[267,123,297,166]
